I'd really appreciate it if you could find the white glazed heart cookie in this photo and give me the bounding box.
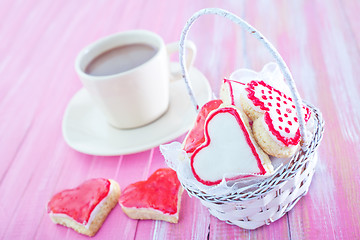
[183,100,273,186]
[232,80,311,158]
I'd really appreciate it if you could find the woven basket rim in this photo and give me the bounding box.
[179,102,324,202]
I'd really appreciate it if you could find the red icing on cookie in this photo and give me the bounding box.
[119,168,181,215]
[47,178,110,225]
[223,79,245,105]
[191,107,267,186]
[184,99,223,153]
[245,80,311,146]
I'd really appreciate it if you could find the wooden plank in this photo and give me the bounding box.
[283,0,360,239]
[0,0,359,239]
[338,0,360,50]
[132,146,212,240]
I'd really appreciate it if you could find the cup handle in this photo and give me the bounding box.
[166,41,196,81]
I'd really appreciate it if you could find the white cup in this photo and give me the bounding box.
[75,30,196,129]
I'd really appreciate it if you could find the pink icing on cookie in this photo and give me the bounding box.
[183,99,223,153]
[190,107,267,186]
[119,168,181,215]
[245,80,311,146]
[47,178,110,225]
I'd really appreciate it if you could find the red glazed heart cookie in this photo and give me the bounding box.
[240,80,311,157]
[183,102,273,186]
[118,168,183,223]
[47,178,121,237]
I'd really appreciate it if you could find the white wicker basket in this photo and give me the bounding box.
[165,8,325,230]
[175,103,323,229]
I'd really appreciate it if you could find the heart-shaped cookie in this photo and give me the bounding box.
[48,178,110,224]
[118,168,183,223]
[245,80,311,146]
[190,106,273,186]
[47,178,120,236]
[224,80,312,157]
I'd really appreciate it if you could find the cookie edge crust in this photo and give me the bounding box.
[253,118,299,158]
[119,186,184,224]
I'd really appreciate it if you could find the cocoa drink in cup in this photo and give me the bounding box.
[75,30,196,129]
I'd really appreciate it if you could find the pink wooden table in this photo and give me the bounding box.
[1,0,359,239]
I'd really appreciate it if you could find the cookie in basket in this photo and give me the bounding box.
[162,7,324,230]
[220,79,246,111]
[118,168,183,223]
[182,99,274,186]
[237,80,311,158]
[47,178,120,237]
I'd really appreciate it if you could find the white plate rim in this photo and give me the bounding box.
[62,65,212,156]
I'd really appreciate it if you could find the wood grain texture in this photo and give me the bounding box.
[0,0,359,239]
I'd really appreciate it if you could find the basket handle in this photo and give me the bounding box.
[179,8,308,145]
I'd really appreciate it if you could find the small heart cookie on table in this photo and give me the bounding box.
[47,178,120,237]
[183,99,273,186]
[118,168,183,223]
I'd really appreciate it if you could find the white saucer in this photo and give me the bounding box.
[62,64,212,156]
